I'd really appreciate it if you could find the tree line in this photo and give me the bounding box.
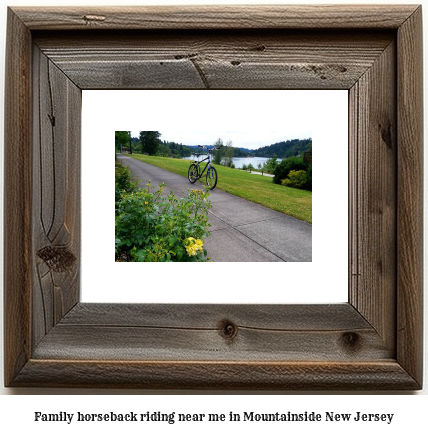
[116,131,311,161]
[115,131,191,158]
[252,138,312,159]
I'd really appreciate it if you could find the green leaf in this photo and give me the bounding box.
[134,250,146,262]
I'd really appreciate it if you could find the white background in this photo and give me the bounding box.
[82,89,348,304]
[0,0,427,428]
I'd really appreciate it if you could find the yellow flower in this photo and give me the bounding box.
[187,246,197,256]
[185,237,202,256]
[145,201,148,205]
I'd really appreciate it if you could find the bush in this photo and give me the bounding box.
[115,162,138,204]
[222,157,233,167]
[281,170,308,189]
[273,156,308,185]
[115,183,211,262]
[264,155,278,173]
[304,165,312,191]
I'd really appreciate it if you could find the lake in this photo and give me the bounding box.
[184,155,281,169]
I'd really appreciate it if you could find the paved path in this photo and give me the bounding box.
[242,170,274,177]
[117,155,312,262]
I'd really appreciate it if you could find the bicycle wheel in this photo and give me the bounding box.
[188,164,198,183]
[206,166,218,190]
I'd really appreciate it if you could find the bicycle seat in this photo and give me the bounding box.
[194,153,200,158]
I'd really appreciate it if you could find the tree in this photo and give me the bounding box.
[139,131,161,156]
[223,139,234,167]
[265,154,279,173]
[131,137,139,153]
[115,131,130,153]
[252,138,312,159]
[212,138,224,165]
[157,142,168,156]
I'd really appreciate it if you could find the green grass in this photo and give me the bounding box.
[128,154,312,223]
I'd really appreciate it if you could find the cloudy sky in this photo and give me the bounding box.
[126,90,316,149]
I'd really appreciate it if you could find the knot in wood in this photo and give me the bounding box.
[37,245,76,272]
[341,332,361,350]
[219,320,238,340]
[252,44,266,51]
[175,53,198,60]
[378,122,393,149]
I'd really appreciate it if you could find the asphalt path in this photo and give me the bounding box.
[117,155,312,262]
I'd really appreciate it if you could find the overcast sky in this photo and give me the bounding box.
[126,90,314,149]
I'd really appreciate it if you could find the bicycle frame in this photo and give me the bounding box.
[188,145,220,189]
[193,150,213,178]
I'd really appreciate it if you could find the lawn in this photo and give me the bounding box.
[128,154,312,223]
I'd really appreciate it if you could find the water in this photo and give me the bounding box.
[229,157,282,169]
[184,155,281,169]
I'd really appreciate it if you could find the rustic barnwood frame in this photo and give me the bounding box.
[4,5,423,389]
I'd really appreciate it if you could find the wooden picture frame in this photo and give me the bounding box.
[4,5,423,390]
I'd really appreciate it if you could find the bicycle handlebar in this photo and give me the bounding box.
[197,144,223,149]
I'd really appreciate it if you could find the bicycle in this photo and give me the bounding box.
[188,144,222,190]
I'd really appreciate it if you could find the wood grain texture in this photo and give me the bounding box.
[34,31,394,90]
[12,361,418,390]
[60,303,371,329]
[349,40,397,351]
[33,304,391,362]
[12,5,419,30]
[396,6,423,387]
[32,46,81,348]
[3,5,423,390]
[3,8,32,388]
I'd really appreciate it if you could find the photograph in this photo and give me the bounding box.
[115,129,312,263]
